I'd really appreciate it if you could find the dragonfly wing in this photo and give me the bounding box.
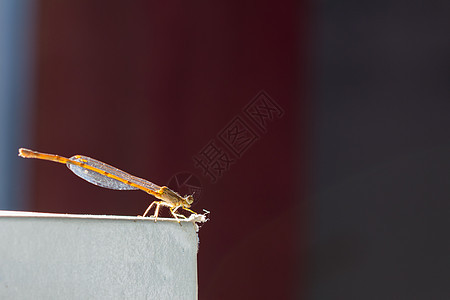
[67,155,139,190]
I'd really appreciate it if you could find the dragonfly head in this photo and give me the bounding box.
[183,194,194,207]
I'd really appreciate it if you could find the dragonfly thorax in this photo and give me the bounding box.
[159,186,193,208]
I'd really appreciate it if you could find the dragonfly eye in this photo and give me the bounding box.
[186,195,194,205]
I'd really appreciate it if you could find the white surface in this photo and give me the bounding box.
[0,210,205,299]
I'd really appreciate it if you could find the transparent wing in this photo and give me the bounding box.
[67,155,161,192]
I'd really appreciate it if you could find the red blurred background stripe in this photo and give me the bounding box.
[31,1,309,299]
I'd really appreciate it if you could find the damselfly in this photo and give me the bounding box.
[18,148,196,223]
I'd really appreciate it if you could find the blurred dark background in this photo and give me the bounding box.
[1,0,449,299]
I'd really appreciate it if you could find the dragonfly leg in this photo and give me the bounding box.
[142,201,186,225]
[154,202,162,222]
[172,205,187,219]
[182,207,198,215]
[172,205,180,214]
[141,201,157,217]
[169,207,182,225]
[142,201,164,222]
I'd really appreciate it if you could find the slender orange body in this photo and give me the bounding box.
[18,148,196,222]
